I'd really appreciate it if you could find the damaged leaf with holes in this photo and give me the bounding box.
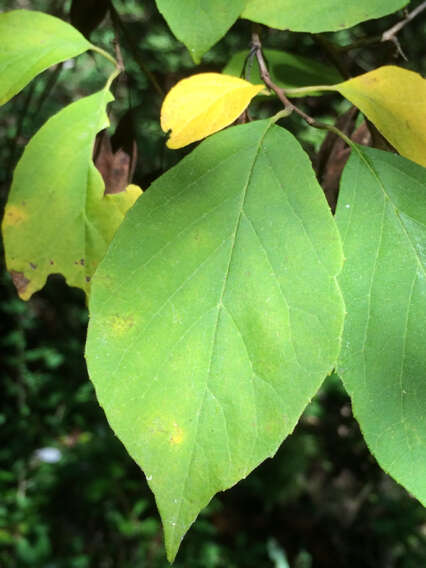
[2,89,141,300]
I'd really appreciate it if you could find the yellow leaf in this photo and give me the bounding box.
[335,66,426,167]
[160,73,264,149]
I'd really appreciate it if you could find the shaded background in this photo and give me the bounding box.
[1,1,425,566]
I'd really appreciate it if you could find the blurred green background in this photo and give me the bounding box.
[1,1,425,566]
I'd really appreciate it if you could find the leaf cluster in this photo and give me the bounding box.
[0,0,425,565]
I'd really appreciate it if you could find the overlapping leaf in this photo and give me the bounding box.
[242,0,408,33]
[0,10,92,106]
[155,0,245,62]
[335,66,426,167]
[86,120,345,561]
[223,49,341,96]
[2,89,141,300]
[336,146,426,503]
[161,73,264,148]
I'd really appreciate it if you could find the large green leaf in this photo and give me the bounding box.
[0,10,92,106]
[155,0,246,63]
[336,146,426,504]
[223,49,341,96]
[2,89,141,300]
[242,0,408,33]
[85,120,345,561]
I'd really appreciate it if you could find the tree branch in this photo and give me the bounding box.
[251,30,355,149]
[382,1,426,43]
[251,30,315,125]
[108,0,164,97]
[337,1,426,58]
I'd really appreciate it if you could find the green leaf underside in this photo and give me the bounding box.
[223,49,341,96]
[155,0,246,62]
[242,0,409,33]
[0,10,91,106]
[336,146,426,504]
[2,89,140,300]
[86,121,345,561]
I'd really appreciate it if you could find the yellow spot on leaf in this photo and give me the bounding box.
[335,66,426,167]
[3,204,28,227]
[161,73,264,149]
[108,314,135,335]
[170,423,184,445]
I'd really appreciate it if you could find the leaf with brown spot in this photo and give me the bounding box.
[2,89,141,300]
[10,271,30,296]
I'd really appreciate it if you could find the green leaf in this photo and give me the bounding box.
[336,146,426,504]
[2,89,141,300]
[242,0,409,33]
[223,49,342,96]
[0,10,92,106]
[155,0,246,62]
[85,120,345,561]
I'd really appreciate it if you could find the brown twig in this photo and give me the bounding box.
[337,1,425,58]
[113,38,125,73]
[381,0,426,60]
[251,30,316,126]
[382,1,426,42]
[251,30,355,151]
[108,0,164,97]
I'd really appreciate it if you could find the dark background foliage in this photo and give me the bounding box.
[1,1,425,566]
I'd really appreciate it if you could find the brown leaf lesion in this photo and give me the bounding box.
[2,204,28,226]
[10,270,30,295]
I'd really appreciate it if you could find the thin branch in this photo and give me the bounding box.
[382,1,426,42]
[252,30,315,125]
[251,30,354,149]
[113,38,125,73]
[108,0,164,97]
[337,1,426,57]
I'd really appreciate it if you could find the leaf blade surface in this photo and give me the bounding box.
[0,10,91,106]
[155,0,246,62]
[86,121,345,560]
[242,0,408,33]
[336,146,426,504]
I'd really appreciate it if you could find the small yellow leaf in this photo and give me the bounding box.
[161,73,264,149]
[335,66,426,166]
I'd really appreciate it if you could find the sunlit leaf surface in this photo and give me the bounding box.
[0,10,91,106]
[161,73,264,148]
[155,0,245,62]
[336,66,426,167]
[86,120,345,561]
[242,0,408,33]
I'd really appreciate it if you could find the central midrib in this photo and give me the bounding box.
[169,120,273,547]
